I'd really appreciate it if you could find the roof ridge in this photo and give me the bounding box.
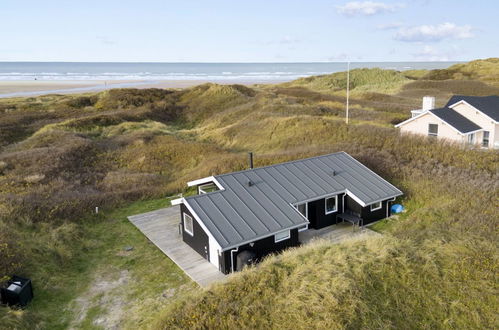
[215,151,346,179]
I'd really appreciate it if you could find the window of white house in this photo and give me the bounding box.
[482,131,490,147]
[428,124,438,136]
[467,133,475,144]
[295,203,307,219]
[275,230,290,242]
[183,213,194,236]
[325,196,338,214]
[370,201,382,211]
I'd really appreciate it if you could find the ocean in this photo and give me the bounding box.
[0,62,459,82]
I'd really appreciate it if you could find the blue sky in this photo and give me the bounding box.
[1,0,497,62]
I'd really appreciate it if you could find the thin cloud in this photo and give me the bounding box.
[336,1,403,16]
[395,22,473,42]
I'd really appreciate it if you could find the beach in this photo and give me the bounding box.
[0,79,287,98]
[0,80,205,98]
[0,61,459,98]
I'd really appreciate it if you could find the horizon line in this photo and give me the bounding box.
[0,60,466,64]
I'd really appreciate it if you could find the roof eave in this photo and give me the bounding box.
[428,111,480,136]
[220,221,309,252]
[463,128,484,135]
[394,110,429,128]
[179,198,226,250]
[448,99,499,124]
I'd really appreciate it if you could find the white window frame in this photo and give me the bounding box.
[294,202,308,219]
[370,201,382,211]
[428,123,438,136]
[274,230,290,243]
[325,195,338,214]
[183,213,194,236]
[482,131,490,147]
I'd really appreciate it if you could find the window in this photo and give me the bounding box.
[482,131,490,147]
[325,196,338,214]
[467,133,475,144]
[370,201,382,211]
[183,213,194,236]
[298,224,308,232]
[275,230,290,242]
[295,203,307,219]
[428,124,438,136]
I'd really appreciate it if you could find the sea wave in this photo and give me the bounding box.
[0,72,308,81]
[0,61,459,81]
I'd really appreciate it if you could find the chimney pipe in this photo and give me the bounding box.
[422,96,435,111]
[248,152,254,169]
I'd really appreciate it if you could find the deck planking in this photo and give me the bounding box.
[299,222,380,244]
[128,206,226,287]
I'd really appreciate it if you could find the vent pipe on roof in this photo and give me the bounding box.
[248,152,254,169]
[331,170,336,176]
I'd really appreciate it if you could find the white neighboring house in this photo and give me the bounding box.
[395,95,499,149]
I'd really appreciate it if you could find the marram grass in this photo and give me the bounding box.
[0,58,498,328]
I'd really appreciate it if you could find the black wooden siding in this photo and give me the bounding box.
[218,228,300,274]
[307,193,345,229]
[345,196,391,225]
[180,204,210,261]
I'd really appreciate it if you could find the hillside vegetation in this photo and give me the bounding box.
[0,58,498,329]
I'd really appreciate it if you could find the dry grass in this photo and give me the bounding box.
[284,68,411,95]
[0,59,498,328]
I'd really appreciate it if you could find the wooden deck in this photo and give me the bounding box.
[128,206,226,288]
[299,222,380,244]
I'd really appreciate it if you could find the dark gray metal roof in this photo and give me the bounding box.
[446,95,499,122]
[185,152,403,250]
[429,107,482,134]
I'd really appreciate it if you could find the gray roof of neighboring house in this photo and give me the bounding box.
[446,95,499,122]
[429,107,482,134]
[184,152,403,250]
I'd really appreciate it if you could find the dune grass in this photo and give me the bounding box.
[285,68,411,95]
[0,59,498,329]
[0,198,195,329]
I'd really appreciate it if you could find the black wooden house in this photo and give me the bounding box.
[172,152,402,274]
